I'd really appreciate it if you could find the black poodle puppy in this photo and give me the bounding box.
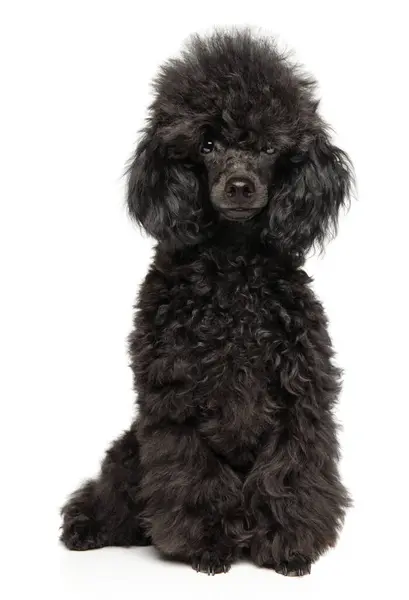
[61,29,352,576]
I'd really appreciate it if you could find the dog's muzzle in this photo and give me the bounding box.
[212,175,267,221]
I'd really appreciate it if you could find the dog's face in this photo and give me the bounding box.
[127,31,352,257]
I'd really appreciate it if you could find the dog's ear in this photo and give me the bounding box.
[271,132,353,256]
[126,129,204,246]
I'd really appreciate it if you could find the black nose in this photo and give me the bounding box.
[224,177,255,201]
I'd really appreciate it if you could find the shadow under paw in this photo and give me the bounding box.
[192,550,232,575]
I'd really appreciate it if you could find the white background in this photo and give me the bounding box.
[1,1,408,598]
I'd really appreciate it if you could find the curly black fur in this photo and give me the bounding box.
[61,29,352,576]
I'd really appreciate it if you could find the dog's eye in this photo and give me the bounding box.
[264,147,275,155]
[200,139,214,154]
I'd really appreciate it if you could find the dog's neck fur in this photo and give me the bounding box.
[155,233,303,281]
[157,220,304,273]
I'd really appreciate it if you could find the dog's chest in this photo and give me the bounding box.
[161,255,296,465]
[197,272,279,463]
[171,257,279,372]
[149,248,310,467]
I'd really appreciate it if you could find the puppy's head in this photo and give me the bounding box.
[127,30,352,256]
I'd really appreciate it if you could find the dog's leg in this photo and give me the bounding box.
[245,417,350,575]
[60,425,150,550]
[138,421,246,574]
[244,330,350,575]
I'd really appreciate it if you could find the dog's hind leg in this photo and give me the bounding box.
[60,424,150,550]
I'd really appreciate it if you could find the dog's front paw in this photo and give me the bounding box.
[275,558,311,577]
[192,550,232,575]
